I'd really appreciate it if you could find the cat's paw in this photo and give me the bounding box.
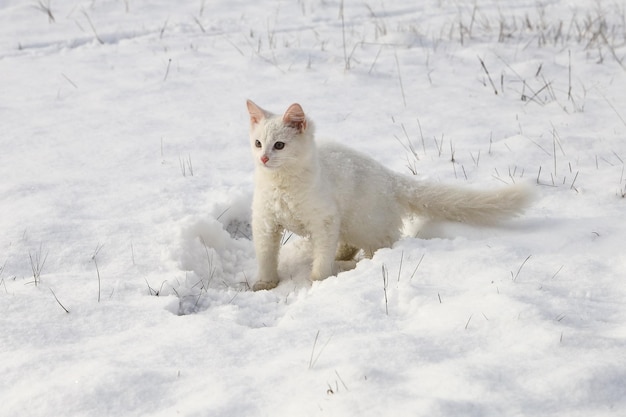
[336,260,357,272]
[310,262,340,282]
[252,280,279,291]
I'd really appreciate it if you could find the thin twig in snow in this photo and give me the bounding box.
[511,255,532,282]
[50,288,70,313]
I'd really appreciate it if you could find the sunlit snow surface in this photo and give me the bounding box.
[1,0,625,415]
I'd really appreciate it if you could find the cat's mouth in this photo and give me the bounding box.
[259,161,278,169]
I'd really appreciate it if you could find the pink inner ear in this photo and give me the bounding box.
[247,100,266,125]
[283,103,307,132]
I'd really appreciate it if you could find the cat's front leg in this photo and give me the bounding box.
[310,218,340,282]
[252,222,282,291]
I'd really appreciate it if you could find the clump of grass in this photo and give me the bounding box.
[179,154,194,177]
[145,279,171,296]
[452,2,626,69]
[309,330,333,369]
[28,243,48,286]
[394,123,421,175]
[198,236,217,290]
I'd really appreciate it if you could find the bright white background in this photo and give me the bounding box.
[1,0,625,415]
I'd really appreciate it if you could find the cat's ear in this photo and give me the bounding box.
[282,103,307,133]
[246,100,268,126]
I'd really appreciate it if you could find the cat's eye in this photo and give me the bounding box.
[254,140,262,148]
[274,142,285,150]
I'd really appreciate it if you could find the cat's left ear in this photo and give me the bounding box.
[283,103,307,133]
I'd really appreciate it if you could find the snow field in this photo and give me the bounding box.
[1,0,626,415]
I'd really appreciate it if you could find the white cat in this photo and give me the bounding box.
[246,100,532,291]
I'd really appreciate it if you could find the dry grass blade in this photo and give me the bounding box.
[309,330,333,369]
[50,288,70,313]
[511,255,532,282]
[382,264,389,315]
[92,243,104,302]
[34,0,55,23]
[81,10,104,44]
[395,49,407,106]
[478,56,498,95]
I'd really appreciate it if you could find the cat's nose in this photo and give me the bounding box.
[261,155,269,164]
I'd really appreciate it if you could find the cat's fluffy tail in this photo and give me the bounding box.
[395,177,533,225]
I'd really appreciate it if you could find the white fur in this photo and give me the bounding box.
[246,100,532,291]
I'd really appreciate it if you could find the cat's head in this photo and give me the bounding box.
[246,100,315,170]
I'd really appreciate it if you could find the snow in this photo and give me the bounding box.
[1,0,625,415]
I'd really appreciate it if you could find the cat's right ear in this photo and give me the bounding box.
[246,100,267,126]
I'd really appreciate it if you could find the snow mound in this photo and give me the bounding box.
[171,193,256,313]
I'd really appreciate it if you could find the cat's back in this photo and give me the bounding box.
[318,141,387,171]
[317,141,395,187]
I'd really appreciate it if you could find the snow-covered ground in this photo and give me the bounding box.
[1,0,625,415]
